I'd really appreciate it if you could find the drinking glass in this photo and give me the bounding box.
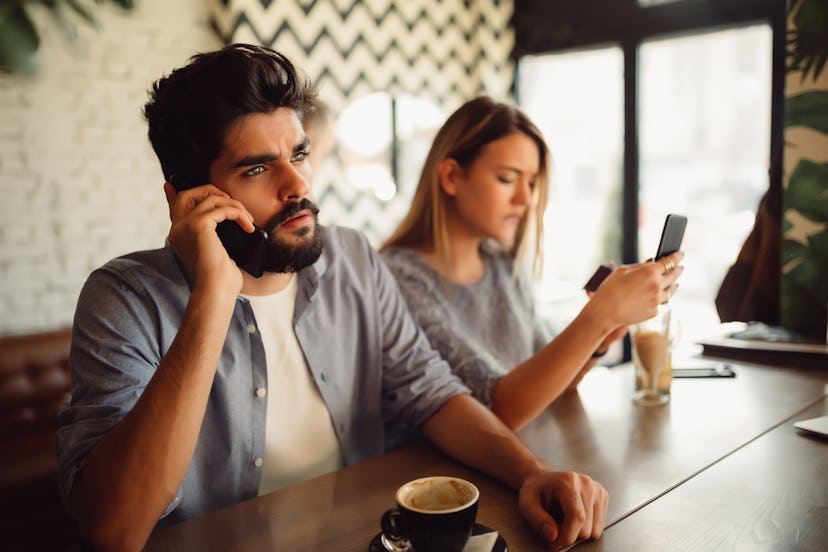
[632,304,672,406]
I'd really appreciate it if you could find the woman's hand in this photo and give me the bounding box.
[587,251,684,329]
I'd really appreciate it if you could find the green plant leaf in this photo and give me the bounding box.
[0,4,39,74]
[783,234,828,303]
[789,0,828,82]
[0,0,135,75]
[786,91,828,134]
[782,238,808,264]
[784,160,828,221]
[781,274,827,338]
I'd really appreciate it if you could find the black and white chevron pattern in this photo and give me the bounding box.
[209,0,515,243]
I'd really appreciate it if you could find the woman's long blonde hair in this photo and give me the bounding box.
[382,96,550,280]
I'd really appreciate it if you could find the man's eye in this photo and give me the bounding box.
[292,150,309,162]
[243,166,266,177]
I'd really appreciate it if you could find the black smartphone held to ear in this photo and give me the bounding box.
[655,213,687,260]
[169,175,269,278]
[216,221,269,278]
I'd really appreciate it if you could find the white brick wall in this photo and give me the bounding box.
[0,0,221,335]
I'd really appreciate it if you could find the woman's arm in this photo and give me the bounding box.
[492,252,683,430]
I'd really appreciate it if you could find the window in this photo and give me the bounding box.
[639,25,772,342]
[319,93,445,244]
[518,20,775,355]
[518,48,624,335]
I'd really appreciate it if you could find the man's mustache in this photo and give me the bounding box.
[265,198,320,233]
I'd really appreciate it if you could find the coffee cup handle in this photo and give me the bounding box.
[380,508,409,550]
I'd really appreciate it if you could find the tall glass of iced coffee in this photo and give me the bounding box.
[631,304,672,406]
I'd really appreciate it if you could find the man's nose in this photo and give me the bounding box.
[277,164,310,202]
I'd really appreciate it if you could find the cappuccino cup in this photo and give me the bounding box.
[380,476,479,552]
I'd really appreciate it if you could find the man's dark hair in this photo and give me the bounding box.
[143,43,317,190]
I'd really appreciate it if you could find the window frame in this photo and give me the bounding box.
[512,0,786,359]
[513,0,785,264]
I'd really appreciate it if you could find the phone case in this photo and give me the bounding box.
[672,365,735,378]
[216,221,269,278]
[584,264,614,292]
[655,214,687,260]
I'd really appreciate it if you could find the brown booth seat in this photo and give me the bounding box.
[0,329,83,550]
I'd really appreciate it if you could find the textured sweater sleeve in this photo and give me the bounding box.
[514,265,553,353]
[381,249,505,407]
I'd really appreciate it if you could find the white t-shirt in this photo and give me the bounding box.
[243,275,343,495]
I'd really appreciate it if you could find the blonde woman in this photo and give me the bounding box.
[382,96,683,430]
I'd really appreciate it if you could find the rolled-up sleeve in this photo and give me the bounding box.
[382,253,504,408]
[372,246,471,431]
[56,260,180,514]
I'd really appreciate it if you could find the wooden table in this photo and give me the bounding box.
[146,360,828,551]
[575,397,828,551]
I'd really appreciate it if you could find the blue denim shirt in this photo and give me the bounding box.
[56,226,469,526]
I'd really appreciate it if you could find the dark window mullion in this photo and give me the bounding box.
[622,39,641,363]
[390,96,399,188]
[623,39,640,266]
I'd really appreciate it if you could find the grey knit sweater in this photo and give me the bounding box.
[381,246,551,407]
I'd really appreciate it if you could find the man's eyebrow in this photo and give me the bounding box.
[295,137,310,152]
[233,154,277,169]
[231,138,310,169]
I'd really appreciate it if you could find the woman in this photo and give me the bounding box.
[381,96,683,430]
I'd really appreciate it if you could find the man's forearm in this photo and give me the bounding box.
[70,287,237,551]
[424,394,610,549]
[421,394,548,490]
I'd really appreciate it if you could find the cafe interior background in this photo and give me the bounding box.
[0,0,826,548]
[1,0,827,346]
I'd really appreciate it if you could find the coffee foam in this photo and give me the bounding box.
[398,477,478,513]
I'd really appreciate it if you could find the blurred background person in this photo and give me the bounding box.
[303,97,337,175]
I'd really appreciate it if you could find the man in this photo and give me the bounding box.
[57,44,607,551]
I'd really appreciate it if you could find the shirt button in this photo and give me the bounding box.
[253,457,263,468]
[247,323,257,334]
[255,387,267,398]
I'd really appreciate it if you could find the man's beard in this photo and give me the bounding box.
[260,198,324,273]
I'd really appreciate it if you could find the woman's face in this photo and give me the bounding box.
[446,131,540,245]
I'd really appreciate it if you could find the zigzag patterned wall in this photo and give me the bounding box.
[209,0,515,244]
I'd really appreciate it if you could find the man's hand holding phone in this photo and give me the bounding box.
[164,183,256,294]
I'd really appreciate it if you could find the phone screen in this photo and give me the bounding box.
[216,220,269,278]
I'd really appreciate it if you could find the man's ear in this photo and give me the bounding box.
[437,158,464,197]
[163,182,177,221]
